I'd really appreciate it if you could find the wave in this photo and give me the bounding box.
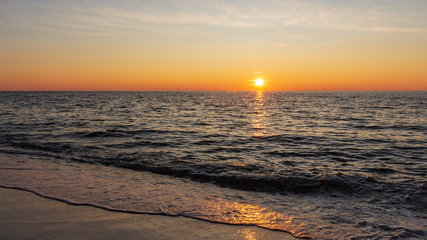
[1,134,424,211]
[82,155,423,205]
[1,155,425,240]
[77,129,173,138]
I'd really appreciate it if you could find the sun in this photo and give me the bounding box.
[254,78,264,86]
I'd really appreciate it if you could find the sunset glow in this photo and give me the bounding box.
[0,0,426,91]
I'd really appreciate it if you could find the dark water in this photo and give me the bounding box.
[0,91,426,239]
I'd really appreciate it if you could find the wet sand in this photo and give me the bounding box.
[0,187,297,240]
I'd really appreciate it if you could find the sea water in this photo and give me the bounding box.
[0,91,425,239]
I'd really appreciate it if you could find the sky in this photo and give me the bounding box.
[1,0,426,91]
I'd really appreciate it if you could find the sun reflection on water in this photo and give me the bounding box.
[236,228,262,240]
[252,91,267,138]
[208,200,306,238]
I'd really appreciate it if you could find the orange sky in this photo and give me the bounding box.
[1,1,426,91]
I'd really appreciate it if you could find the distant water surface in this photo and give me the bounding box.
[0,91,426,239]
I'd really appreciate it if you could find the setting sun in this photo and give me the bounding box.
[254,78,264,86]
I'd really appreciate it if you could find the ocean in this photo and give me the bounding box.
[0,91,425,239]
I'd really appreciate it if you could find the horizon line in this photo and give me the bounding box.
[1,90,426,92]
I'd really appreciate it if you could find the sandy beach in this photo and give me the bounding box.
[0,187,297,240]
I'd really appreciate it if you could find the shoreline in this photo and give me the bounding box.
[0,187,298,240]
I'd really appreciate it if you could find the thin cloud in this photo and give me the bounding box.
[0,0,425,36]
[314,37,367,46]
